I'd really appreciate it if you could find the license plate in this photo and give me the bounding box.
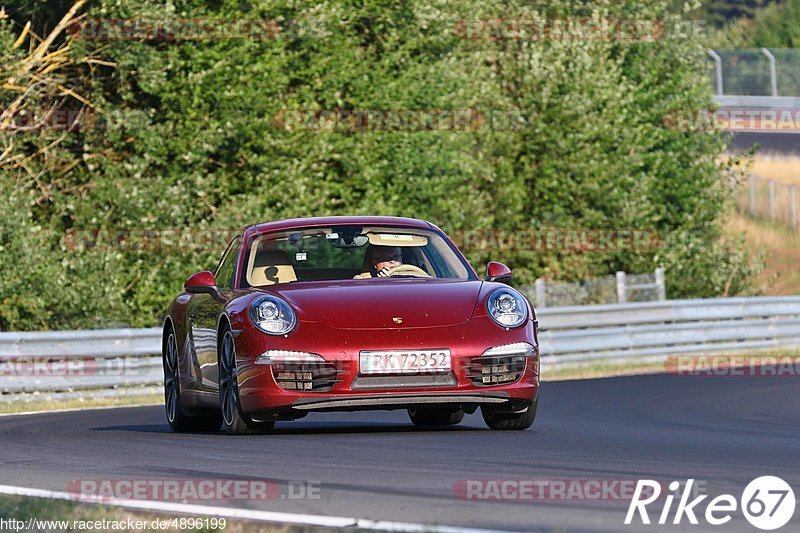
[359,349,451,374]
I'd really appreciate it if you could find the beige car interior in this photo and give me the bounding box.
[246,230,437,284]
[247,247,297,286]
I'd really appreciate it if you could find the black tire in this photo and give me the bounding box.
[218,325,275,435]
[163,327,222,432]
[408,407,464,427]
[482,399,538,431]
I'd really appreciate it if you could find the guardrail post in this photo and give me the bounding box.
[769,180,776,220]
[616,271,627,304]
[761,48,778,97]
[707,49,724,96]
[655,268,666,301]
[534,278,546,308]
[791,185,797,229]
[749,174,756,216]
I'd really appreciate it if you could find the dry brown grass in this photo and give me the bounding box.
[726,155,800,295]
[751,155,800,185]
[726,211,800,296]
[722,154,800,185]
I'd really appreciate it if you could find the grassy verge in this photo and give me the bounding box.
[0,493,330,532]
[543,348,800,381]
[543,361,667,381]
[726,211,800,296]
[750,154,800,185]
[0,393,162,415]
[725,153,800,295]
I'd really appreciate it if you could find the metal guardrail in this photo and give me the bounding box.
[0,328,162,397]
[2,296,800,398]
[713,95,800,108]
[537,296,800,370]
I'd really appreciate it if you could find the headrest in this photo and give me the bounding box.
[254,249,292,267]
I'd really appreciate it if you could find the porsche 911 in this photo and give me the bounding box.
[163,216,539,434]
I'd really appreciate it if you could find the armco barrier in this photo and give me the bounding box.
[537,296,800,370]
[2,296,800,397]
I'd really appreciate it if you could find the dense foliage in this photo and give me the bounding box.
[700,0,777,27]
[1,0,761,330]
[714,0,800,47]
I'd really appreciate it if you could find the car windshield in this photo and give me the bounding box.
[241,225,474,287]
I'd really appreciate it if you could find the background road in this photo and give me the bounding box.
[1,374,798,532]
[731,132,800,155]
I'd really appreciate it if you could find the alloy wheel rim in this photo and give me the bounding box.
[164,333,179,423]
[221,332,237,426]
[166,387,177,422]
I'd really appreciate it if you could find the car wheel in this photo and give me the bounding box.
[163,328,221,432]
[407,407,464,427]
[219,326,275,435]
[482,399,538,431]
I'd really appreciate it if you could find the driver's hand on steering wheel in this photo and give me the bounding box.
[376,261,401,277]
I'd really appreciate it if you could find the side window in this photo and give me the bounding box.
[215,237,241,290]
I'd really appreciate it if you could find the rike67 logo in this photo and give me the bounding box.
[626,477,796,530]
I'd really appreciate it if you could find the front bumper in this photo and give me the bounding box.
[233,317,539,416]
[291,392,514,412]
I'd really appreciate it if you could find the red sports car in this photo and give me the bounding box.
[163,216,539,434]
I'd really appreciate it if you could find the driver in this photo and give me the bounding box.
[354,245,403,279]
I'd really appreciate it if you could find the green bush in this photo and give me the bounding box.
[0,0,761,330]
[714,0,800,47]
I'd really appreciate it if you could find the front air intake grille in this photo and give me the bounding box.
[271,362,343,392]
[351,373,457,390]
[465,354,526,386]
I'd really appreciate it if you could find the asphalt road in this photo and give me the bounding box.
[731,132,800,155]
[1,374,798,532]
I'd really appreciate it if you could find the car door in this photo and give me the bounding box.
[187,236,240,394]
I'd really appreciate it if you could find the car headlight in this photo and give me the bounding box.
[249,296,297,335]
[486,288,528,328]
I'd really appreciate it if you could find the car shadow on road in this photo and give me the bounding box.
[91,422,485,435]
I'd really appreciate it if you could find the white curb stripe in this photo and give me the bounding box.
[0,403,160,418]
[0,484,516,533]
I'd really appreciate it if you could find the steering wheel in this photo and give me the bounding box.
[377,264,431,278]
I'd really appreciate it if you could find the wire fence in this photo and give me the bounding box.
[520,268,666,308]
[709,48,800,97]
[738,174,799,230]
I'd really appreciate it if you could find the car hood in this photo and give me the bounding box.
[259,279,483,330]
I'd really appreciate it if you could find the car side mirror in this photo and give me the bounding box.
[486,261,512,283]
[184,271,224,300]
